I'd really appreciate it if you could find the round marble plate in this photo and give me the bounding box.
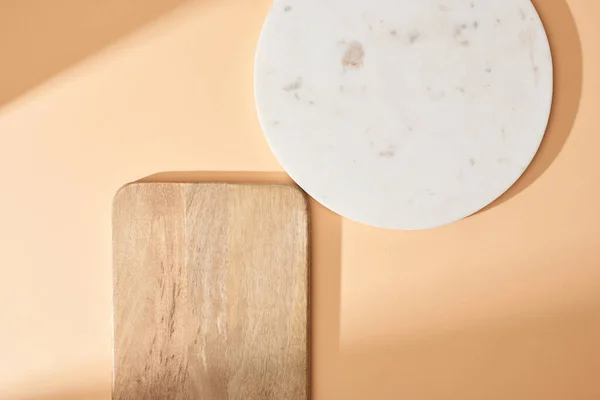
[255,0,553,230]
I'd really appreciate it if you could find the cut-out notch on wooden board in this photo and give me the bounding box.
[112,182,309,400]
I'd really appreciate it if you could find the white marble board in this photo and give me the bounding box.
[255,0,553,230]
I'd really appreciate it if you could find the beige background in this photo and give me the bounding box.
[0,0,599,398]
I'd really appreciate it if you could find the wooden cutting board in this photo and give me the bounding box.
[112,183,309,400]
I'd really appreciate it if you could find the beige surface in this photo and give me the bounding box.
[113,183,308,399]
[0,0,599,399]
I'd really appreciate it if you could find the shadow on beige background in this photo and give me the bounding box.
[338,305,600,399]
[0,0,201,108]
[483,0,583,211]
[6,363,111,400]
[22,389,108,400]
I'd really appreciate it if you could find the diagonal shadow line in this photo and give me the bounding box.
[18,388,109,400]
[0,0,200,109]
[338,305,600,399]
[4,362,111,400]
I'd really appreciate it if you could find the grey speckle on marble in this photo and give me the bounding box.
[255,0,553,230]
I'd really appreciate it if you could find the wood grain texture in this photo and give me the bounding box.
[112,183,309,400]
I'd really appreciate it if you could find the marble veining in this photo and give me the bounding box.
[255,0,553,230]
